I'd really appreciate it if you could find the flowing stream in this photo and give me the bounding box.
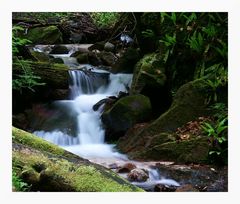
[32,45,180,191]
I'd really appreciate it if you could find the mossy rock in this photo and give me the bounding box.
[13,61,69,89]
[26,26,63,44]
[76,53,89,64]
[131,53,167,94]
[12,127,144,192]
[101,94,152,141]
[30,51,51,62]
[135,136,210,164]
[117,79,211,162]
[131,53,171,117]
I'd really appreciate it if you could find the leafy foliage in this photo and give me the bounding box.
[201,102,228,165]
[90,12,120,28]
[12,171,30,191]
[12,26,45,92]
[142,12,227,90]
[12,59,46,92]
[12,26,32,55]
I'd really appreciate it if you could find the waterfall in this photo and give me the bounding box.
[69,70,95,99]
[34,65,132,159]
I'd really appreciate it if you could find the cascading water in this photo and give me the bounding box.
[32,45,180,191]
[34,55,132,159]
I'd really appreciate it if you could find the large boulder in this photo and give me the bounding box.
[12,127,144,192]
[117,78,212,163]
[25,26,63,44]
[112,48,140,73]
[101,94,152,141]
[130,53,172,117]
[98,51,118,66]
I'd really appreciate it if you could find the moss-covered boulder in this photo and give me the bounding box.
[30,51,51,62]
[12,127,144,192]
[117,79,211,162]
[25,26,63,44]
[133,136,210,164]
[131,53,172,117]
[101,94,152,141]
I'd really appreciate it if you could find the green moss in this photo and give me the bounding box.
[30,51,50,62]
[137,136,210,163]
[12,149,144,192]
[102,94,151,132]
[131,53,166,94]
[26,26,62,44]
[12,127,65,156]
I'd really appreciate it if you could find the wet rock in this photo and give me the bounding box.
[49,45,69,54]
[98,51,118,66]
[116,163,137,173]
[93,97,116,111]
[112,48,140,73]
[76,53,89,64]
[104,42,115,52]
[127,168,149,182]
[175,184,199,192]
[101,94,152,141]
[154,184,177,192]
[154,163,228,192]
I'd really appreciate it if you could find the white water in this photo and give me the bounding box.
[34,50,132,159]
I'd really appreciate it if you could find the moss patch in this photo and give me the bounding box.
[12,144,143,192]
[131,53,166,94]
[13,127,65,155]
[134,136,210,163]
[26,26,63,44]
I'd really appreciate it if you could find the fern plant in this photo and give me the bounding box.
[13,59,45,93]
[12,26,32,55]
[12,171,30,191]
